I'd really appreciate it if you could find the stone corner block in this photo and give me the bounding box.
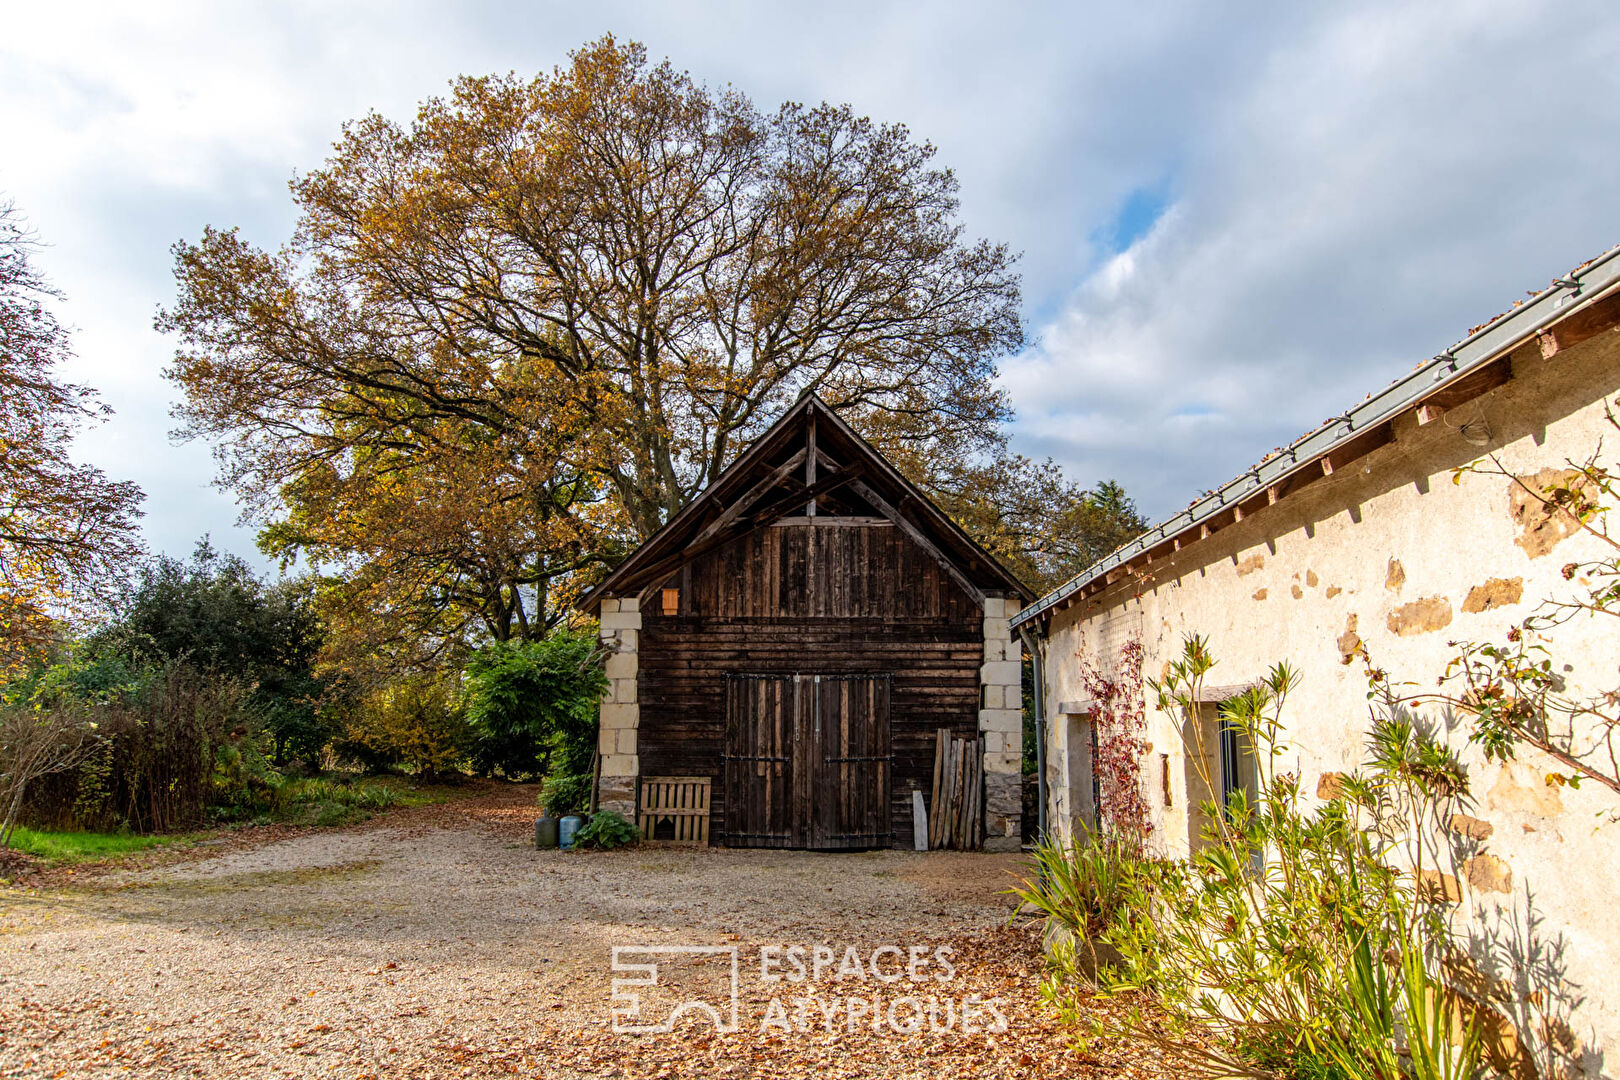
[978,707,1021,733]
[620,597,640,614]
[1465,854,1512,894]
[601,753,640,778]
[979,660,1021,686]
[600,702,639,729]
[599,597,621,615]
[600,612,643,631]
[983,834,1021,853]
[984,750,1023,775]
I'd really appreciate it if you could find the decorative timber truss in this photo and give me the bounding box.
[580,393,1031,612]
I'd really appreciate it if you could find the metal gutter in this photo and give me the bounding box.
[1018,626,1048,841]
[1011,243,1620,631]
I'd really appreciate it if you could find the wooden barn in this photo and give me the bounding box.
[581,394,1033,851]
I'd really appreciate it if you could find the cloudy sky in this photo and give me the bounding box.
[4,1,1619,568]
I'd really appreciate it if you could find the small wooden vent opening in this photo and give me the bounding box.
[660,588,680,616]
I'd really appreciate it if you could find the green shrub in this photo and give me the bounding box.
[338,674,472,778]
[267,775,399,825]
[1010,827,1147,944]
[539,772,591,817]
[464,632,606,780]
[572,810,638,850]
[84,541,336,770]
[1026,636,1487,1080]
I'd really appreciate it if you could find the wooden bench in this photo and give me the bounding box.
[637,776,711,845]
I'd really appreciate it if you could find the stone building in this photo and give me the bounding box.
[1014,245,1620,1072]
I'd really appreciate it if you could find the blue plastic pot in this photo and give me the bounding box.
[558,814,585,850]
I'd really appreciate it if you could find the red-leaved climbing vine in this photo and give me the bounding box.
[1077,634,1153,849]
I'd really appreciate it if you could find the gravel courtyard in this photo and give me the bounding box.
[0,785,1141,1079]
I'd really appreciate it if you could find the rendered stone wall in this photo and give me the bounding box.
[596,596,640,817]
[1038,322,1620,1071]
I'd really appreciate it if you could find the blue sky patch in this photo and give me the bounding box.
[1093,176,1174,255]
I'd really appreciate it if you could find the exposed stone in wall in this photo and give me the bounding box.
[1487,760,1564,818]
[1252,588,1267,601]
[1290,584,1304,599]
[983,773,1022,853]
[1236,554,1265,576]
[1325,585,1342,598]
[1431,959,1543,1080]
[1385,557,1406,591]
[1511,467,1589,557]
[1466,853,1513,893]
[1305,569,1319,588]
[1462,577,1524,613]
[1449,813,1495,841]
[596,597,641,817]
[1336,615,1363,664]
[1316,771,1345,799]
[597,775,636,819]
[1387,596,1453,637]
[1418,868,1462,904]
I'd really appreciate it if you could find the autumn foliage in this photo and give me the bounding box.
[0,202,144,676]
[159,37,1124,668]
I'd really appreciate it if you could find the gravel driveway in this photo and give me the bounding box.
[0,784,1144,1078]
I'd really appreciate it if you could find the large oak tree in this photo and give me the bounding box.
[163,39,1021,637]
[164,38,1139,656]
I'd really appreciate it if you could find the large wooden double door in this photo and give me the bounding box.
[723,673,892,849]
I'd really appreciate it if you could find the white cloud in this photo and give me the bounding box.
[2,1,1618,559]
[1005,0,1620,518]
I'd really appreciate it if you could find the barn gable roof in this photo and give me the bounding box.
[580,394,1033,612]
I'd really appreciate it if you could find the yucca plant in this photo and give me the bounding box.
[1007,827,1153,985]
[1025,636,1491,1080]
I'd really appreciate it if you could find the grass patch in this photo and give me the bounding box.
[5,775,471,871]
[211,772,467,829]
[358,775,463,809]
[261,774,461,827]
[4,827,190,863]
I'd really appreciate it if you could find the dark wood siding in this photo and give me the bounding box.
[638,522,982,846]
[669,521,982,623]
